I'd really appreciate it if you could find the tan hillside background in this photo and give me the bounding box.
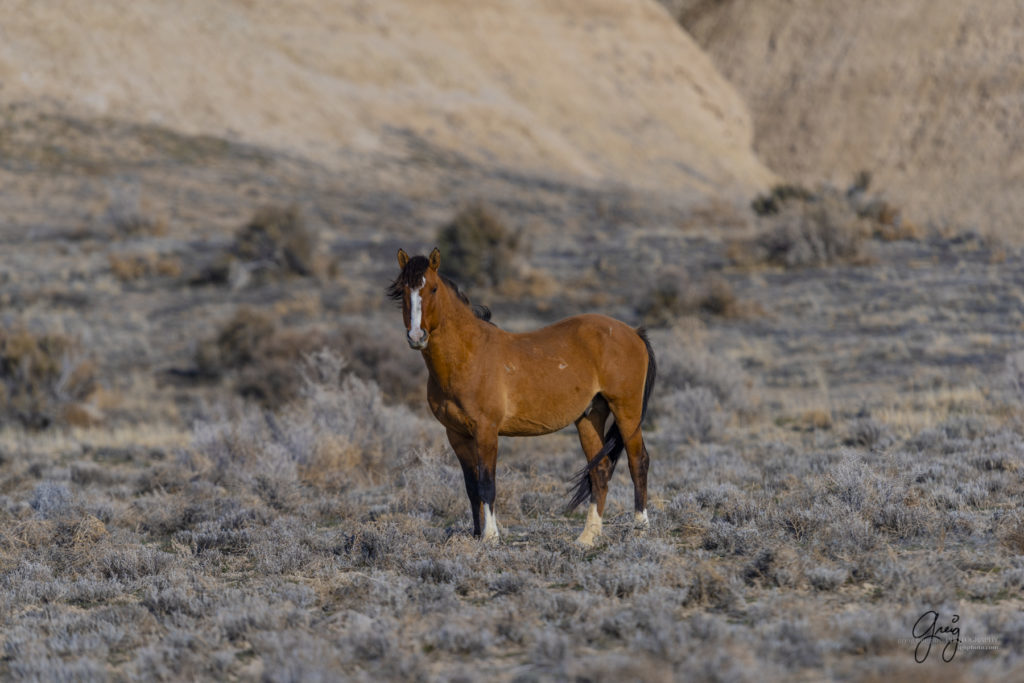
[674,0,1024,235]
[0,0,773,198]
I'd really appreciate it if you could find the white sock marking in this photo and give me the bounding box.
[635,509,649,527]
[576,503,602,546]
[483,503,499,541]
[586,503,602,533]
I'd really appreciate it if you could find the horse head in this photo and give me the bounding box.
[390,247,443,350]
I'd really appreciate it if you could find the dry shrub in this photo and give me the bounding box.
[641,270,738,326]
[685,562,738,610]
[436,201,519,288]
[194,310,421,409]
[845,417,891,449]
[334,326,425,407]
[193,349,435,504]
[71,514,108,546]
[739,173,914,268]
[196,308,276,374]
[195,308,328,408]
[109,252,182,281]
[103,185,167,238]
[110,213,167,238]
[778,409,833,432]
[737,192,868,268]
[190,205,316,287]
[298,438,357,492]
[233,204,314,277]
[750,183,816,216]
[1000,515,1024,555]
[0,519,57,554]
[0,327,99,429]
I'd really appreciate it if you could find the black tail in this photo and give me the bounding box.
[637,327,657,423]
[565,328,657,512]
[566,422,624,512]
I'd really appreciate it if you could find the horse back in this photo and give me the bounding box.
[494,314,648,435]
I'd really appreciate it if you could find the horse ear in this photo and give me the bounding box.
[397,248,409,268]
[429,247,441,271]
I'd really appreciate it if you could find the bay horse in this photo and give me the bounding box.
[388,248,655,546]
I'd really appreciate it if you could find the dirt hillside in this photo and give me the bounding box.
[677,0,1024,235]
[0,0,773,198]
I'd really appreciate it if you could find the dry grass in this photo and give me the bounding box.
[3,349,1023,680]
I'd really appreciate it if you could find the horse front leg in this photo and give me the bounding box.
[475,428,500,543]
[447,429,482,536]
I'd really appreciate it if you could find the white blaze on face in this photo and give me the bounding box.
[482,503,499,541]
[408,277,425,343]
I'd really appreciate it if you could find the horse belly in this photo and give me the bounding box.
[499,382,593,437]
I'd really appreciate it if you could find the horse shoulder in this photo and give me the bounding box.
[426,343,506,435]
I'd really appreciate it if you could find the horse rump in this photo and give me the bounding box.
[565,327,656,512]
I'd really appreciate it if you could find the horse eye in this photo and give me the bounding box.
[432,286,438,294]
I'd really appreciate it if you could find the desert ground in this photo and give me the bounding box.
[2,104,1023,682]
[3,2,1024,681]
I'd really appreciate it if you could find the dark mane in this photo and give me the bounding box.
[443,275,493,324]
[387,256,493,324]
[386,256,430,303]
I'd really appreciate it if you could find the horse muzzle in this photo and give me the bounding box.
[407,328,429,350]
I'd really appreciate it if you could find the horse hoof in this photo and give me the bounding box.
[575,532,598,547]
[634,510,650,529]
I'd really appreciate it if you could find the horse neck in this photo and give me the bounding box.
[421,285,489,384]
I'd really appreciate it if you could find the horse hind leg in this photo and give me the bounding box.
[627,435,651,530]
[607,402,651,532]
[573,397,615,546]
